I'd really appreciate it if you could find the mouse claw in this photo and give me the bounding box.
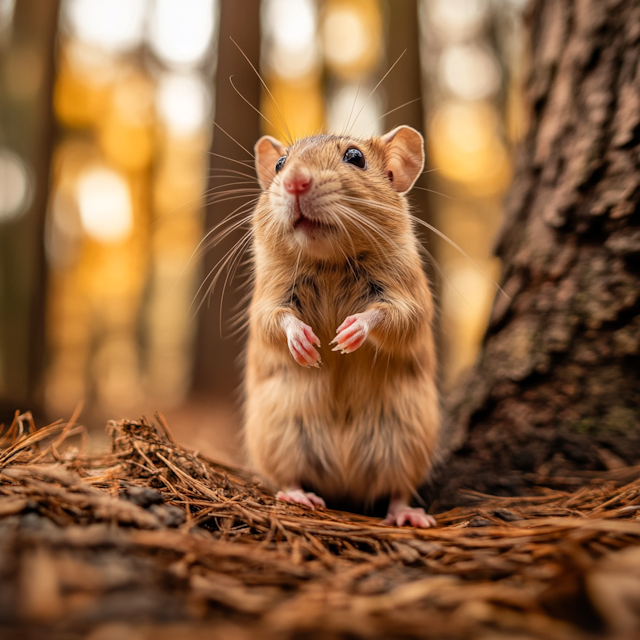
[283,316,322,368]
[332,313,369,354]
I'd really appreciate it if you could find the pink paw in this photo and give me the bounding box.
[331,312,373,354]
[383,506,436,528]
[283,316,321,368]
[276,489,326,509]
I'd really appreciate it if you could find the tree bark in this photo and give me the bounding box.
[435,0,640,506]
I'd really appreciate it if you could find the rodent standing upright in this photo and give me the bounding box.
[244,125,439,527]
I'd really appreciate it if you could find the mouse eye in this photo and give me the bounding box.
[275,156,287,173]
[342,148,366,169]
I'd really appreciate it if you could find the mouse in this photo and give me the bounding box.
[243,125,439,527]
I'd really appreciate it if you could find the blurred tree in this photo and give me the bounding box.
[383,0,428,222]
[383,0,443,343]
[436,0,640,504]
[192,0,261,401]
[0,0,59,424]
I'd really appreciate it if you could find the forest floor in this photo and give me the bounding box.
[1,413,640,640]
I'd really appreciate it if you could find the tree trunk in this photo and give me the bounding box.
[383,0,428,227]
[435,0,640,506]
[0,0,59,423]
[192,0,261,400]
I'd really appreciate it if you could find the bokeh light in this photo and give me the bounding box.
[156,72,211,137]
[322,0,382,78]
[261,0,323,139]
[64,0,147,53]
[442,262,497,376]
[428,0,486,40]
[0,0,15,33]
[439,43,500,101]
[54,42,118,128]
[263,0,318,79]
[326,83,383,137]
[99,71,155,170]
[429,100,511,195]
[147,0,217,68]
[0,149,33,222]
[76,166,133,243]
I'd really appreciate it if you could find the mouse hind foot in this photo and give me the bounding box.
[276,485,326,510]
[384,495,436,528]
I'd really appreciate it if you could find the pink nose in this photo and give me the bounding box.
[284,173,312,195]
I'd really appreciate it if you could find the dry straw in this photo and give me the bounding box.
[1,411,640,639]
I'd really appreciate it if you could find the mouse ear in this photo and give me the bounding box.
[254,135,288,190]
[380,126,425,194]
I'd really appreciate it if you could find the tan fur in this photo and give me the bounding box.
[244,129,440,505]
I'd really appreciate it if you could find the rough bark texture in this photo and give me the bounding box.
[434,0,640,507]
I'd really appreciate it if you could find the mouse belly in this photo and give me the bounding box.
[244,352,439,503]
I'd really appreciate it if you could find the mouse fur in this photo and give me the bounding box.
[244,127,440,526]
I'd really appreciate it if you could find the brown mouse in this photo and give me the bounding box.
[244,126,439,527]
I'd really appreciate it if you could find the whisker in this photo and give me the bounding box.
[349,49,407,134]
[153,182,254,225]
[230,37,294,146]
[409,215,508,301]
[226,282,255,338]
[289,248,302,306]
[335,204,389,256]
[417,242,474,311]
[339,195,507,300]
[211,119,279,191]
[205,198,260,235]
[212,120,255,160]
[327,210,358,264]
[203,185,261,198]
[219,231,255,334]
[363,97,421,132]
[228,75,282,143]
[203,192,262,208]
[208,167,258,180]
[207,151,255,169]
[192,228,254,317]
[167,209,254,303]
[153,179,256,228]
[200,212,254,254]
[204,181,260,195]
[175,198,259,281]
[341,75,363,136]
[411,185,456,200]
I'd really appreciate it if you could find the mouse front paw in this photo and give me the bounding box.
[331,312,374,354]
[283,316,322,368]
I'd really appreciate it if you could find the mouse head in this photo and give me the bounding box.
[252,126,424,260]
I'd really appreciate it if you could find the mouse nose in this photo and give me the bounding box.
[283,168,313,195]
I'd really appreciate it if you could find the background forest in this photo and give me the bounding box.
[0,0,525,466]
